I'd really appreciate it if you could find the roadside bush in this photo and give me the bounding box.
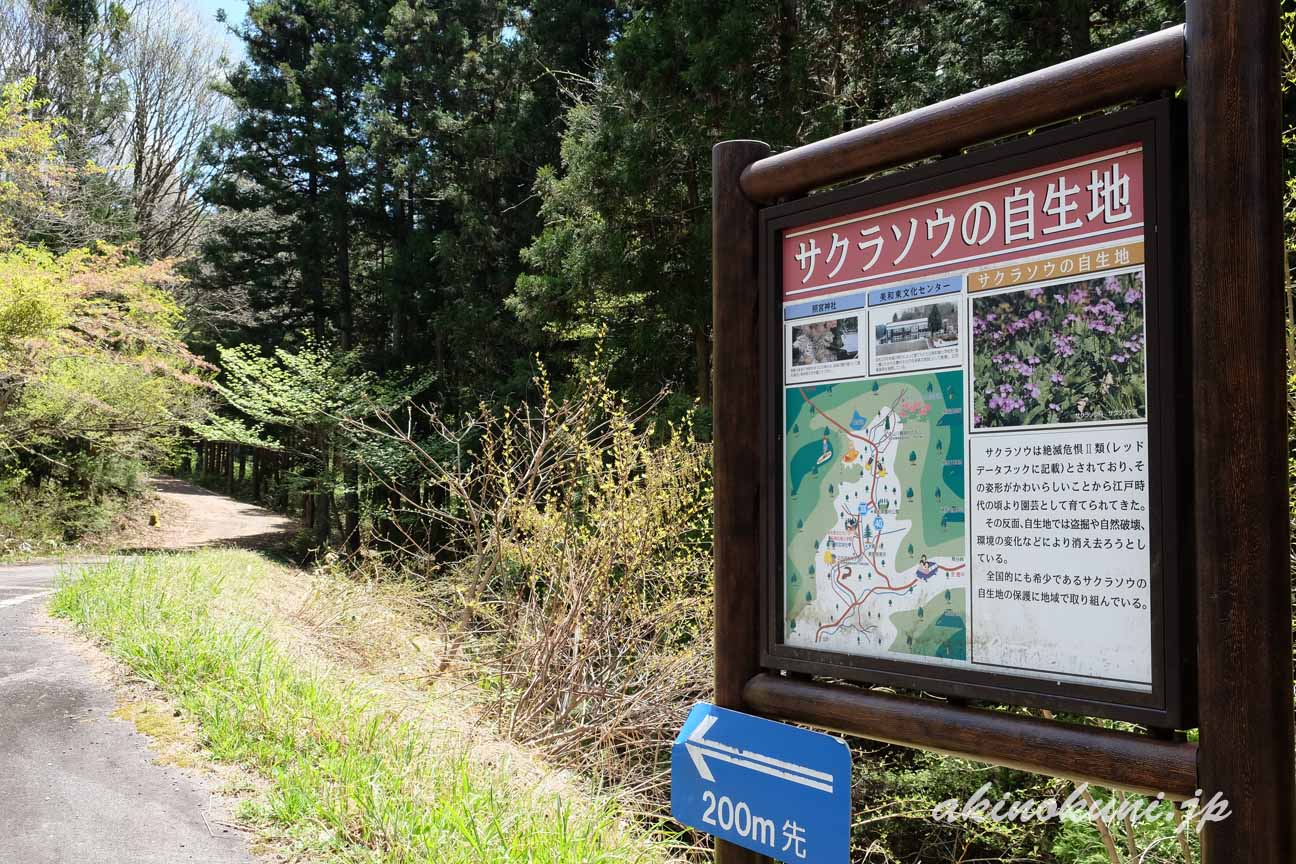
[0,242,209,542]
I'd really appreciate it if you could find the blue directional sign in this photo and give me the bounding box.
[670,703,851,863]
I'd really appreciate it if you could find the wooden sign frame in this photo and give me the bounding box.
[710,4,1293,862]
[757,102,1193,728]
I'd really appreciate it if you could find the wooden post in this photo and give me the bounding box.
[712,139,771,864]
[1187,2,1295,861]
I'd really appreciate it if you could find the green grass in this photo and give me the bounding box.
[50,551,678,864]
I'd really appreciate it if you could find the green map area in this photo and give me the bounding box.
[784,371,968,660]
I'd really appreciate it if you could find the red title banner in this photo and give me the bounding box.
[781,145,1145,300]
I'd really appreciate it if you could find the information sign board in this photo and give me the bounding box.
[759,101,1191,726]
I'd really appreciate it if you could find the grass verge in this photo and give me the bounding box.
[50,550,679,863]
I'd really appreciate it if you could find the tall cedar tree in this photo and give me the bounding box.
[201,0,617,395]
[201,0,376,540]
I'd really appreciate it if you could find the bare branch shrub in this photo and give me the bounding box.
[352,357,714,807]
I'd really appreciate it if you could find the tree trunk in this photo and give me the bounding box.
[390,170,413,361]
[777,0,798,115]
[376,482,398,550]
[305,167,326,338]
[343,461,360,554]
[334,92,354,352]
[312,429,332,544]
[314,477,332,544]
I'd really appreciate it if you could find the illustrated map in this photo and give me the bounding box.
[784,372,968,661]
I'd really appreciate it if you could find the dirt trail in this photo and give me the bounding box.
[128,476,298,551]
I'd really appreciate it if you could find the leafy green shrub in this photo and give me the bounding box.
[0,241,208,530]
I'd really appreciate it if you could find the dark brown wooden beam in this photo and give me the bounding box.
[740,25,1185,203]
[711,139,772,864]
[744,674,1199,798]
[1186,2,1295,861]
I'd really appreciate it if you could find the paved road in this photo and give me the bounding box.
[0,561,256,862]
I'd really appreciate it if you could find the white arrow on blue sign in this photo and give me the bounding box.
[670,703,851,863]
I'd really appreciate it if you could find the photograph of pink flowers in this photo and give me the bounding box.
[971,270,1147,429]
